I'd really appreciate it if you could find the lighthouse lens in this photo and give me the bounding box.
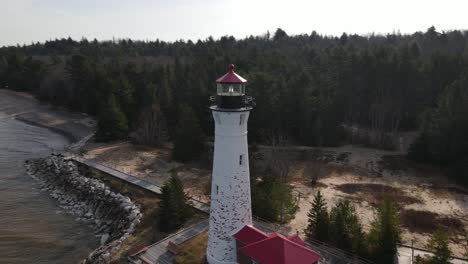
[217,83,245,96]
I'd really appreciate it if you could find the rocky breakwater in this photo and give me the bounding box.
[25,153,142,263]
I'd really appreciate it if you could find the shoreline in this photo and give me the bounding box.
[26,154,142,263]
[0,89,95,144]
[15,116,79,143]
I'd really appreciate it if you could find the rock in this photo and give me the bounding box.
[100,233,110,245]
[128,211,138,221]
[101,252,111,262]
[26,154,142,263]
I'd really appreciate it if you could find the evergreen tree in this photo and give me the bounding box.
[368,199,401,264]
[329,200,367,255]
[304,191,329,242]
[410,72,468,186]
[252,176,298,223]
[464,235,468,258]
[158,173,193,232]
[415,231,453,264]
[428,231,452,264]
[172,104,205,162]
[95,94,129,142]
[2,30,468,169]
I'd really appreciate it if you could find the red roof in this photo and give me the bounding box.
[216,64,247,84]
[287,234,305,246]
[233,225,269,245]
[240,233,320,264]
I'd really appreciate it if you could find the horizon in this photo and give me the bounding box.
[1,25,466,48]
[1,0,468,47]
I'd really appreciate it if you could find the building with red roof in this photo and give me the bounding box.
[233,226,321,264]
[233,225,269,245]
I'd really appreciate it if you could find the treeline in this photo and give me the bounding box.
[0,27,467,182]
[409,71,468,185]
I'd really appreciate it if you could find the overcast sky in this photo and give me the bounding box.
[1,0,467,46]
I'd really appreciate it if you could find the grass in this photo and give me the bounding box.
[378,155,410,173]
[174,231,208,264]
[335,183,421,205]
[400,209,465,235]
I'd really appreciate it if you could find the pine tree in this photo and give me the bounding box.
[172,104,205,162]
[304,191,329,242]
[368,199,401,264]
[95,94,129,142]
[158,173,192,232]
[329,200,367,255]
[252,176,298,223]
[464,235,468,258]
[427,231,452,264]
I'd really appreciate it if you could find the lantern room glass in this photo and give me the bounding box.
[217,83,245,96]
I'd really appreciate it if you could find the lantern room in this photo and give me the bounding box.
[213,64,253,109]
[216,64,247,96]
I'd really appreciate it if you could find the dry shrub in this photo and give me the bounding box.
[174,232,208,264]
[401,209,465,235]
[335,183,421,205]
[304,161,327,185]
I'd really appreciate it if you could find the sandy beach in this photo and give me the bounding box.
[0,89,95,142]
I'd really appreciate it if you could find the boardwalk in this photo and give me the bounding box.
[129,220,209,264]
[68,155,210,214]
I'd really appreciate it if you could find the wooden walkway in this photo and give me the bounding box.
[68,155,210,214]
[129,220,209,264]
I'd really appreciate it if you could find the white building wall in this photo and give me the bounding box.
[207,109,252,264]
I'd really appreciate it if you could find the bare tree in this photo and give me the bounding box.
[304,161,326,185]
[130,103,166,146]
[263,132,291,183]
[369,85,403,149]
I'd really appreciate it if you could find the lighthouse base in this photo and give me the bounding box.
[206,253,237,264]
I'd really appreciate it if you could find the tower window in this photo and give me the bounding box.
[239,114,245,125]
[215,185,219,195]
[239,155,243,165]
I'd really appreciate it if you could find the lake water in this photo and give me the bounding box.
[0,117,98,263]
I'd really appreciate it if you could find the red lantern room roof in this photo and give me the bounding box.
[216,64,247,84]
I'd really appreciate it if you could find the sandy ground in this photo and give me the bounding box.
[83,142,468,258]
[285,145,468,258]
[83,142,211,202]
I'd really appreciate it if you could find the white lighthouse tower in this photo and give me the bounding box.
[207,64,254,264]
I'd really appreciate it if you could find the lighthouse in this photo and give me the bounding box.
[207,64,254,264]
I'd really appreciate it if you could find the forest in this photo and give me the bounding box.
[0,26,467,185]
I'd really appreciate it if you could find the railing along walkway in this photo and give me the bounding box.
[129,220,209,264]
[67,155,210,214]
